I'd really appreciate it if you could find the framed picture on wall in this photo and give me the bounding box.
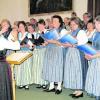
[29,0,72,15]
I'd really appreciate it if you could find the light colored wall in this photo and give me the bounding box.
[0,0,87,24]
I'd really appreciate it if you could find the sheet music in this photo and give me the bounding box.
[59,34,77,44]
[77,44,97,55]
[42,29,59,40]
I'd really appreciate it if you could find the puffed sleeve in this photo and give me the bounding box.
[0,35,20,50]
[77,30,88,45]
[59,29,69,39]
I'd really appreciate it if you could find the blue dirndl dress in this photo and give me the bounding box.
[14,32,33,86]
[42,29,65,83]
[63,29,88,90]
[32,45,47,85]
[85,32,100,97]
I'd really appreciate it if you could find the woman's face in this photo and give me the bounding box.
[87,23,94,31]
[38,23,45,31]
[28,26,34,33]
[83,15,89,24]
[70,21,78,31]
[18,23,25,32]
[1,21,9,31]
[52,18,60,29]
[64,18,70,24]
[95,20,100,32]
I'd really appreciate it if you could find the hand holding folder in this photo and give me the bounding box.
[77,44,97,55]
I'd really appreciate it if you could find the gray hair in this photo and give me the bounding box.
[95,15,100,22]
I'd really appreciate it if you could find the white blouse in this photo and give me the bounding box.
[76,30,88,45]
[86,29,96,39]
[59,29,69,39]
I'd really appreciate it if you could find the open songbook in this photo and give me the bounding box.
[77,44,97,55]
[6,52,32,64]
[42,29,58,40]
[59,34,77,44]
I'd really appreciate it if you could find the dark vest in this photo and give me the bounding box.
[0,49,7,59]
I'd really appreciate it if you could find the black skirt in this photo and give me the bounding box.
[0,57,12,100]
